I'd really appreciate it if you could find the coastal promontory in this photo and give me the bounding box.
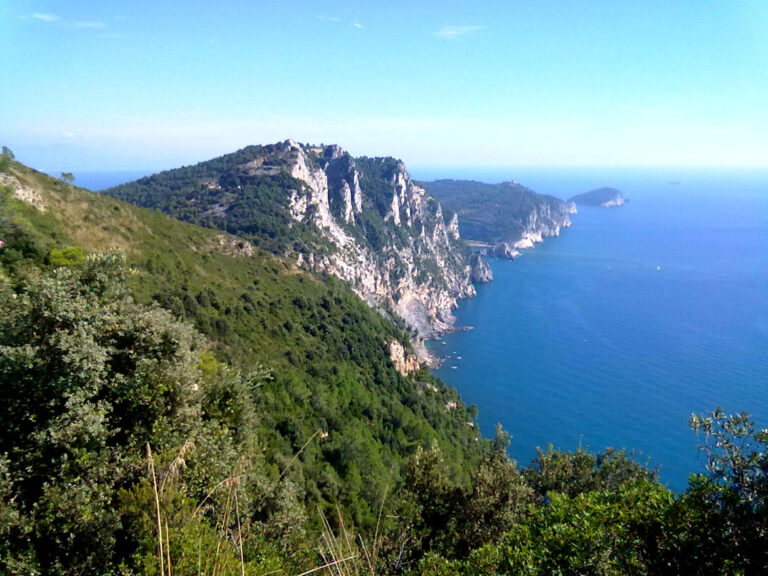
[421,179,576,259]
[105,141,489,338]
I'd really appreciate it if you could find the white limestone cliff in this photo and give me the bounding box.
[275,141,481,339]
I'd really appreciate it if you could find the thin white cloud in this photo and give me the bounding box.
[32,13,60,22]
[29,12,110,32]
[61,131,76,139]
[353,22,364,29]
[72,21,106,29]
[433,25,487,40]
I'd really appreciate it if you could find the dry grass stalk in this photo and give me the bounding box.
[293,555,358,576]
[165,520,173,576]
[146,429,326,576]
[147,443,166,576]
[235,486,246,576]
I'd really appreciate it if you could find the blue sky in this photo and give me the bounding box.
[2,1,768,171]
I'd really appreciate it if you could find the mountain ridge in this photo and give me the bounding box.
[1,154,762,575]
[106,140,486,341]
[0,156,485,547]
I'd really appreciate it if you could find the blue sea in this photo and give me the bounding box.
[80,167,768,491]
[63,170,153,191]
[426,168,768,492]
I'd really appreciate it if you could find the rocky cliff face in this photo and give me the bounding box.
[492,200,577,259]
[470,253,493,283]
[388,339,420,375]
[107,141,486,339]
[0,173,47,212]
[283,141,478,338]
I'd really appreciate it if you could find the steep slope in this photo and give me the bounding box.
[106,141,487,338]
[0,160,484,532]
[1,160,757,576]
[421,179,576,259]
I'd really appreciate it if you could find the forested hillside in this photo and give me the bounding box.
[105,142,483,338]
[1,155,767,575]
[0,159,485,574]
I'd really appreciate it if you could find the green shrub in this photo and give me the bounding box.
[48,245,85,267]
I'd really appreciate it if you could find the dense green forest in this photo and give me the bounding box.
[104,145,451,262]
[1,157,768,575]
[104,145,323,256]
[0,160,483,574]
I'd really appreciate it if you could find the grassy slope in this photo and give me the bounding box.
[0,162,485,528]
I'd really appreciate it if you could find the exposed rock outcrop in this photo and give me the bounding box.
[470,254,493,283]
[214,235,255,257]
[495,201,575,258]
[388,339,420,375]
[283,143,480,338]
[0,173,47,212]
[105,140,491,339]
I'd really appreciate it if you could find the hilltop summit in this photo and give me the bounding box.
[106,141,487,338]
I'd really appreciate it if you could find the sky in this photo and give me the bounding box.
[2,0,768,172]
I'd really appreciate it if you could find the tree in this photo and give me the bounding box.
[524,445,656,500]
[452,427,532,555]
[0,251,305,575]
[0,146,13,173]
[687,408,768,571]
[48,245,86,267]
[60,171,75,185]
[0,253,205,574]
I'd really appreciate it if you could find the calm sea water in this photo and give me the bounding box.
[429,169,768,492]
[79,167,768,491]
[65,170,153,191]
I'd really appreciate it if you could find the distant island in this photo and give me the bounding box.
[569,187,627,207]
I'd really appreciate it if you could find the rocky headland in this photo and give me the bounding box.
[421,179,576,260]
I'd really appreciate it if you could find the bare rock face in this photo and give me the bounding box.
[447,213,461,240]
[0,173,47,212]
[281,142,483,338]
[470,254,493,283]
[422,179,576,260]
[214,235,255,257]
[388,339,420,375]
[494,243,521,259]
[486,202,575,259]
